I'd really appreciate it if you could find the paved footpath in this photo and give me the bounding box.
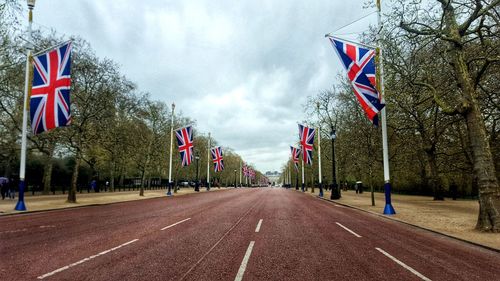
[0,188,498,281]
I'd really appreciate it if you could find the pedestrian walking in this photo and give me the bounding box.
[8,177,15,199]
[91,179,96,192]
[0,178,7,200]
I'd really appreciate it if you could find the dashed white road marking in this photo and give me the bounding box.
[234,241,255,281]
[161,218,191,231]
[375,247,432,281]
[37,239,139,279]
[39,225,56,229]
[179,203,258,280]
[255,219,263,232]
[0,228,27,234]
[335,222,362,238]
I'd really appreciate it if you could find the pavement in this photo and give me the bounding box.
[0,187,499,280]
[0,187,218,215]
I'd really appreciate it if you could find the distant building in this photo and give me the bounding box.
[265,171,281,185]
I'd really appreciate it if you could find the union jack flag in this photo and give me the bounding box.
[327,36,384,126]
[290,146,301,170]
[211,146,224,172]
[242,164,249,178]
[298,124,315,165]
[175,125,194,166]
[30,41,72,134]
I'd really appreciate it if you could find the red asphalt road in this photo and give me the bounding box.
[0,188,499,281]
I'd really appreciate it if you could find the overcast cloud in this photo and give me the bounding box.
[33,0,376,172]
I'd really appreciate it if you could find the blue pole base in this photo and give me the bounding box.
[383,182,396,215]
[15,179,27,211]
[383,203,396,215]
[15,200,27,211]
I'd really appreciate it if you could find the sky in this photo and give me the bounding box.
[32,0,377,173]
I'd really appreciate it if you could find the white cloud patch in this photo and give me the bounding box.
[33,0,375,172]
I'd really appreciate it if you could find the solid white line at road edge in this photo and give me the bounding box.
[234,241,255,281]
[255,219,263,232]
[37,239,139,279]
[161,218,191,230]
[335,222,362,238]
[375,247,432,281]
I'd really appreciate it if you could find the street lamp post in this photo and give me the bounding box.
[167,102,175,196]
[15,0,36,211]
[330,129,341,199]
[234,169,237,188]
[195,154,200,192]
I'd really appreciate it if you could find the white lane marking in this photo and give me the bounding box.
[37,239,139,279]
[179,203,258,280]
[234,241,255,281]
[336,222,362,238]
[39,225,56,229]
[255,219,263,232]
[375,247,432,281]
[0,228,27,234]
[161,218,191,230]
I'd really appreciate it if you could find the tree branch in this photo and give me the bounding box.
[459,0,500,35]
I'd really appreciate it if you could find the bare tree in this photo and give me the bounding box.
[397,0,499,231]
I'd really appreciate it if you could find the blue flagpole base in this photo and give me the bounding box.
[383,182,396,215]
[15,179,27,211]
[383,203,396,215]
[15,200,27,211]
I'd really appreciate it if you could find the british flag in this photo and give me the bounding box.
[242,164,249,178]
[298,124,315,165]
[175,125,194,166]
[290,146,301,170]
[211,146,224,172]
[30,41,72,134]
[327,36,384,126]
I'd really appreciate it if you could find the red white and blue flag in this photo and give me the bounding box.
[30,41,72,134]
[211,146,224,172]
[175,125,194,166]
[242,164,249,178]
[298,124,315,165]
[290,146,301,170]
[327,36,384,126]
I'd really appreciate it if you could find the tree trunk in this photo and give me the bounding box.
[110,160,115,192]
[451,39,499,231]
[465,103,500,231]
[424,146,444,200]
[42,142,55,195]
[68,150,81,203]
[442,3,500,232]
[139,169,145,196]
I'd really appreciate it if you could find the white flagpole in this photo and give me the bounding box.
[207,132,211,191]
[377,0,395,214]
[301,158,305,192]
[318,127,323,197]
[15,1,35,211]
[167,102,175,196]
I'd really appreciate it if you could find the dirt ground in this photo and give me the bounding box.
[303,187,500,250]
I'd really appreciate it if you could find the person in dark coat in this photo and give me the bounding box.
[0,180,6,200]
